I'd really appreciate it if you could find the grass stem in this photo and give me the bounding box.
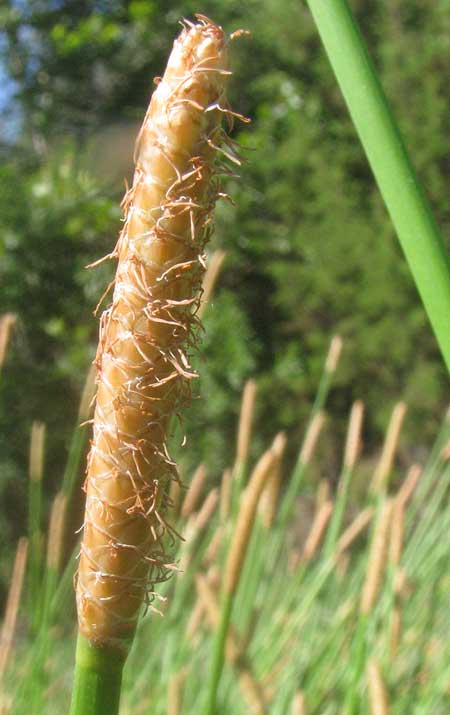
[305,0,450,372]
[70,635,125,715]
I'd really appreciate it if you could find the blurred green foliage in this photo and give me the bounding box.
[0,0,448,592]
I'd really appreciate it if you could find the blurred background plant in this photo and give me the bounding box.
[1,0,449,600]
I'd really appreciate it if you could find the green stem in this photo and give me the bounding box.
[306,0,450,373]
[204,591,234,715]
[344,615,369,715]
[70,635,126,715]
[27,478,43,632]
[322,465,353,560]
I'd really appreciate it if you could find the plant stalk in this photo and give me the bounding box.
[70,635,125,715]
[305,0,450,373]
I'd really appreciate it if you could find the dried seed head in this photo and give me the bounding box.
[336,507,374,555]
[224,448,276,595]
[292,691,307,715]
[219,467,232,523]
[0,538,28,681]
[46,492,67,572]
[235,379,258,467]
[371,402,407,493]
[299,411,326,466]
[29,421,46,483]
[78,364,97,422]
[325,334,343,373]
[193,488,219,532]
[389,606,401,660]
[197,249,226,319]
[315,479,330,511]
[367,658,390,715]
[181,463,207,518]
[303,500,334,562]
[343,401,364,471]
[76,16,244,650]
[361,500,393,614]
[259,431,286,529]
[389,498,404,567]
[396,464,421,506]
[0,313,16,371]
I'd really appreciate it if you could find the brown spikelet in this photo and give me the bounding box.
[0,313,16,371]
[389,497,404,567]
[76,17,244,649]
[360,500,393,615]
[292,690,307,715]
[325,334,343,373]
[367,658,390,715]
[46,493,67,572]
[336,507,374,555]
[441,438,450,462]
[235,379,258,468]
[302,500,333,562]
[343,401,364,470]
[299,411,326,466]
[259,432,287,529]
[78,364,97,422]
[192,488,219,532]
[220,467,232,522]
[396,464,421,506]
[336,552,350,580]
[315,478,330,512]
[371,402,407,493]
[0,538,28,680]
[179,489,219,573]
[29,421,46,483]
[389,607,402,660]
[197,248,226,319]
[224,448,276,595]
[181,463,207,518]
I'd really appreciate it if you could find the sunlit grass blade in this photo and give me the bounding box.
[305,0,450,372]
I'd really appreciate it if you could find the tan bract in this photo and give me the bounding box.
[76,16,241,649]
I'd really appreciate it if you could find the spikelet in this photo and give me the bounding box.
[360,500,393,615]
[181,463,207,518]
[259,432,287,529]
[299,411,326,466]
[371,402,407,493]
[336,507,374,555]
[234,379,258,470]
[325,334,343,374]
[0,538,28,681]
[197,248,226,319]
[367,658,390,715]
[292,691,306,715]
[219,467,232,522]
[76,16,244,650]
[0,313,16,371]
[302,500,333,562]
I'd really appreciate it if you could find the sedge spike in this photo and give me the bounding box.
[76,16,243,652]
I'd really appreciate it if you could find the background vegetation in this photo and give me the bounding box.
[1,0,449,597]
